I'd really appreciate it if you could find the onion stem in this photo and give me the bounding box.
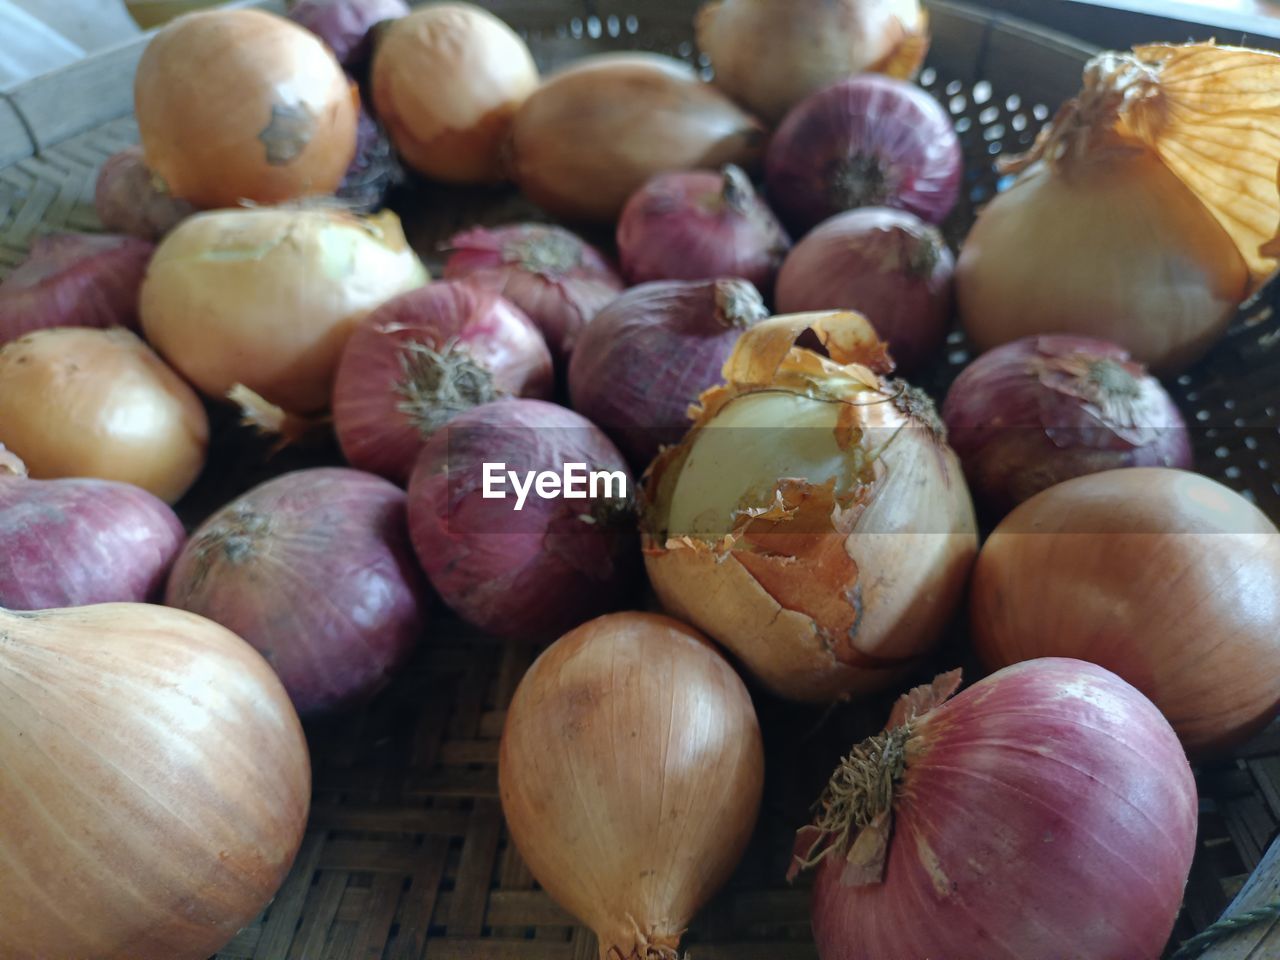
[395,338,497,436]
[829,153,896,210]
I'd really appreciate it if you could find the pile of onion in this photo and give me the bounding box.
[500,612,764,960]
[0,602,309,960]
[95,147,196,240]
[775,206,953,372]
[642,311,977,702]
[789,659,1196,960]
[333,280,553,484]
[408,399,637,641]
[616,164,791,291]
[288,0,409,66]
[568,277,768,471]
[135,8,358,208]
[0,327,208,503]
[442,223,624,363]
[166,467,429,715]
[942,335,1191,515]
[970,468,1280,756]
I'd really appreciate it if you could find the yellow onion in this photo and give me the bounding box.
[696,0,929,123]
[958,43,1280,373]
[642,311,977,702]
[0,327,208,504]
[140,206,428,414]
[372,3,538,183]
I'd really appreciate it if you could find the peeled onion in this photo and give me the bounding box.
[0,602,309,960]
[288,0,409,66]
[135,8,359,209]
[94,147,196,240]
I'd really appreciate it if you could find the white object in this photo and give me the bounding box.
[0,0,141,88]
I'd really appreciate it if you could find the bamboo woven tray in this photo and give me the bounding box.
[2,1,1279,958]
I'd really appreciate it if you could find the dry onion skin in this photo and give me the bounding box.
[94,147,197,240]
[134,8,359,209]
[372,3,539,183]
[970,468,1280,757]
[499,612,764,960]
[642,311,977,702]
[958,43,1280,373]
[509,53,766,223]
[140,206,428,414]
[0,327,208,504]
[0,603,310,960]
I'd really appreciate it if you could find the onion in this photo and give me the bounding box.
[288,0,409,66]
[617,164,791,291]
[509,53,766,223]
[166,467,428,714]
[765,74,961,235]
[372,3,538,183]
[0,232,153,345]
[336,106,402,213]
[140,206,428,415]
[0,602,309,960]
[568,277,768,471]
[941,335,1192,516]
[94,147,196,240]
[696,0,929,123]
[442,223,624,363]
[0,473,184,610]
[775,206,952,372]
[0,328,208,504]
[135,8,359,209]
[499,611,764,960]
[642,311,977,702]
[408,399,637,641]
[333,280,554,484]
[970,468,1280,757]
[789,659,1196,960]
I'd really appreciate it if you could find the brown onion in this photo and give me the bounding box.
[135,8,359,209]
[94,147,196,240]
[0,603,309,959]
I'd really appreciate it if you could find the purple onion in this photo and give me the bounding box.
[775,206,953,372]
[288,0,410,66]
[567,278,768,470]
[95,146,196,240]
[337,107,402,212]
[166,467,429,714]
[942,335,1193,516]
[408,399,638,641]
[765,75,962,235]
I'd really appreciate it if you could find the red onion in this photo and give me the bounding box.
[0,473,184,610]
[942,335,1193,516]
[0,232,153,346]
[616,165,791,292]
[408,398,638,641]
[288,0,409,66]
[775,206,953,372]
[333,280,554,485]
[94,146,196,240]
[337,107,402,212]
[765,75,962,235]
[567,278,768,470]
[791,658,1196,960]
[443,223,624,363]
[166,467,428,714]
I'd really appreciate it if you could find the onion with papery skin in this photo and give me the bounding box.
[443,223,624,363]
[775,206,952,372]
[789,659,1196,960]
[942,335,1191,515]
[696,0,929,124]
[167,467,428,714]
[94,147,196,240]
[0,603,309,960]
[140,206,428,414]
[134,8,358,209]
[408,399,637,641]
[372,3,538,183]
[0,232,153,345]
[510,53,766,223]
[0,473,184,610]
[333,281,554,484]
[568,278,768,471]
[0,327,208,504]
[642,311,977,702]
[970,468,1280,757]
[288,0,409,66]
[766,74,961,235]
[617,164,791,291]
[500,611,764,960]
[337,107,403,212]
